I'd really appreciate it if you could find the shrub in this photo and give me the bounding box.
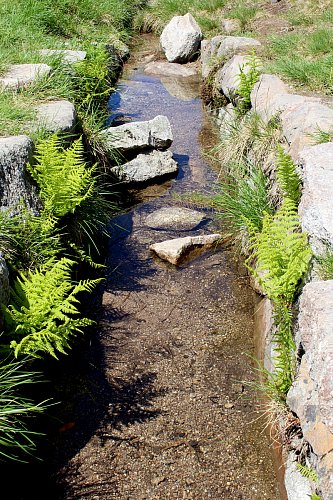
[2,258,102,359]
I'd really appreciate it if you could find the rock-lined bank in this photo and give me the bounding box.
[200,29,333,500]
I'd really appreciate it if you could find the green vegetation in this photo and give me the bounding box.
[2,258,101,359]
[276,145,301,207]
[0,359,48,461]
[316,248,333,280]
[296,463,319,483]
[235,52,261,116]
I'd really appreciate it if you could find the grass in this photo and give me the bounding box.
[316,249,333,280]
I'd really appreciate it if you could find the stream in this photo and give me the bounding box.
[11,38,282,499]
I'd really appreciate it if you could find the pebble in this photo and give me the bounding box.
[224,403,234,409]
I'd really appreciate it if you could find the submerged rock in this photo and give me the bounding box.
[144,61,198,78]
[0,135,39,212]
[101,115,173,154]
[110,149,178,184]
[35,100,76,133]
[160,13,202,63]
[0,63,52,89]
[145,207,205,231]
[150,234,222,265]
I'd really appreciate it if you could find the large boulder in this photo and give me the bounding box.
[35,100,76,133]
[150,234,222,265]
[145,207,205,231]
[298,142,333,253]
[101,115,173,154]
[160,13,202,63]
[110,150,178,184]
[0,64,52,89]
[287,280,333,500]
[0,136,39,212]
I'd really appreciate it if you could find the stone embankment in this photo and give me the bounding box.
[199,29,333,500]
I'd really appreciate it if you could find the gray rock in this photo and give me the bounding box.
[145,207,205,231]
[150,234,222,265]
[216,103,237,134]
[298,143,333,253]
[284,453,312,500]
[0,253,9,307]
[221,18,242,34]
[216,36,261,59]
[160,13,202,63]
[201,36,260,80]
[251,74,288,120]
[0,64,52,89]
[110,150,178,184]
[102,115,173,154]
[287,280,333,499]
[201,36,225,79]
[39,49,87,64]
[0,136,39,212]
[253,297,277,373]
[215,54,249,99]
[281,102,333,159]
[35,100,76,133]
[144,61,198,77]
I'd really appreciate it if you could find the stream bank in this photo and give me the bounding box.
[47,37,281,498]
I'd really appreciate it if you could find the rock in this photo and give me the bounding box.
[298,143,333,253]
[0,253,9,307]
[284,453,312,500]
[110,150,178,184]
[0,136,39,212]
[287,280,333,499]
[35,100,76,133]
[251,74,288,120]
[221,18,242,34]
[216,36,261,59]
[144,61,198,78]
[160,76,200,101]
[253,297,277,374]
[0,64,52,89]
[145,207,205,231]
[39,49,87,64]
[160,13,202,63]
[281,102,333,159]
[101,115,173,154]
[201,36,261,80]
[216,103,237,134]
[150,234,222,265]
[215,55,249,100]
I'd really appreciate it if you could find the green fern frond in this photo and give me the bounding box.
[296,463,319,483]
[3,258,100,359]
[236,51,261,115]
[276,145,301,205]
[246,198,312,304]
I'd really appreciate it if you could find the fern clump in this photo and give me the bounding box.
[247,198,311,304]
[2,258,102,359]
[276,145,301,205]
[28,135,95,219]
[236,52,261,115]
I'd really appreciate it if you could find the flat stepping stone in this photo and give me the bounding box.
[39,49,87,64]
[36,100,76,133]
[144,61,198,78]
[110,150,178,184]
[150,234,222,265]
[145,207,205,231]
[0,64,52,89]
[102,115,173,154]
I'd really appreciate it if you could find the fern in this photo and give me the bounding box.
[2,258,102,359]
[296,463,319,483]
[272,302,296,394]
[236,51,261,115]
[28,135,96,219]
[247,198,312,304]
[276,145,301,205]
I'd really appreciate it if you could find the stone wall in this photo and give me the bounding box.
[200,35,333,500]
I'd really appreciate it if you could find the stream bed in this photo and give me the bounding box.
[11,39,283,499]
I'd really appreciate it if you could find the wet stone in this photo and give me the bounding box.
[145,207,206,231]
